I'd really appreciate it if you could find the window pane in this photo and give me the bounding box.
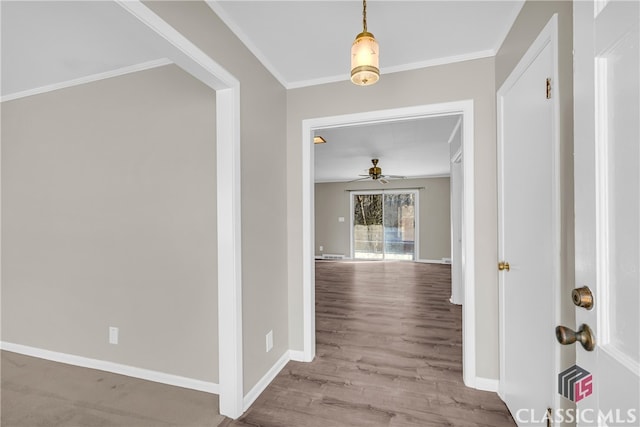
[384,193,415,260]
[353,194,383,259]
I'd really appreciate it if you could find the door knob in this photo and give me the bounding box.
[572,286,594,309]
[498,261,510,271]
[555,324,595,351]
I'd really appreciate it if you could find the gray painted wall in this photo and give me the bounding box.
[315,178,451,260]
[142,1,289,394]
[2,65,219,382]
[287,57,499,379]
[3,0,290,395]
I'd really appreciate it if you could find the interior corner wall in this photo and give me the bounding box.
[287,57,498,379]
[314,178,451,261]
[1,65,219,382]
[495,0,575,399]
[143,2,289,394]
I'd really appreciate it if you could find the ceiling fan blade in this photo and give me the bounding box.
[378,178,389,184]
[348,177,371,183]
[383,174,407,179]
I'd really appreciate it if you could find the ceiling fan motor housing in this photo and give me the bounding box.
[369,158,381,179]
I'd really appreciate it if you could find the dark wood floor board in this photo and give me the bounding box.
[221,261,515,427]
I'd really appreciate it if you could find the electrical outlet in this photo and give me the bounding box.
[266,330,273,352]
[319,246,324,252]
[109,327,119,345]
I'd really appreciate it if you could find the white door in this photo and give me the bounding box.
[572,1,639,425]
[497,16,559,426]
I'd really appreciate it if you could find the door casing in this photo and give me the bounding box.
[497,14,562,416]
[301,101,479,387]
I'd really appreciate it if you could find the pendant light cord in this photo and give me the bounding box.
[362,0,368,32]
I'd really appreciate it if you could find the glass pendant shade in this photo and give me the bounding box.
[350,31,379,86]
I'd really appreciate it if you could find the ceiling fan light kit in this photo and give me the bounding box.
[351,0,379,86]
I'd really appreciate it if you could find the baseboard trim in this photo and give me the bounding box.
[243,350,290,411]
[474,376,499,392]
[416,259,450,264]
[288,350,307,362]
[0,341,219,395]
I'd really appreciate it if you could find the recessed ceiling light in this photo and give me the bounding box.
[314,136,326,144]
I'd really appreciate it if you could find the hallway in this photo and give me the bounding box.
[223,261,515,426]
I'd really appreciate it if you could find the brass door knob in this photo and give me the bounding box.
[498,261,510,271]
[572,286,594,310]
[555,324,595,351]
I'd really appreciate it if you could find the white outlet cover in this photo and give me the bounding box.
[338,217,345,222]
[266,330,273,352]
[109,327,119,344]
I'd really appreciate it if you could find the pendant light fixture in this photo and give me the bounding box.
[350,0,379,86]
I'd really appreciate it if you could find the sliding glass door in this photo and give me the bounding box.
[352,191,417,260]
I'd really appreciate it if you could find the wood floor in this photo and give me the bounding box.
[1,351,225,427]
[222,261,515,427]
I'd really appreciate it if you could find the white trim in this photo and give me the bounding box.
[496,14,560,410]
[474,376,500,393]
[243,351,290,411]
[302,111,317,363]
[1,342,219,394]
[416,259,450,265]
[288,350,306,362]
[287,50,496,90]
[116,1,244,419]
[446,116,463,145]
[0,59,172,103]
[301,101,476,386]
[460,104,476,390]
[216,87,244,419]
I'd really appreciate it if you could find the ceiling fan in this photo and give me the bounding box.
[351,158,406,184]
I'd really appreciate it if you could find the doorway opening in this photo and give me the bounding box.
[301,101,478,387]
[351,190,418,260]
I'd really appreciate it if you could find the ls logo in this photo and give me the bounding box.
[558,364,593,402]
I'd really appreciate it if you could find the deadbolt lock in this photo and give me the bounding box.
[572,286,594,310]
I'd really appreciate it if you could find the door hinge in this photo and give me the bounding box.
[546,78,552,99]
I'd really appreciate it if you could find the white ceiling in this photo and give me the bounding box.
[2,0,523,182]
[209,0,524,89]
[0,1,171,99]
[208,0,522,183]
[314,114,461,182]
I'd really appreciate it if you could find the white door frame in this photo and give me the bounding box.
[118,2,244,419]
[496,14,561,410]
[301,101,478,386]
[450,146,464,305]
